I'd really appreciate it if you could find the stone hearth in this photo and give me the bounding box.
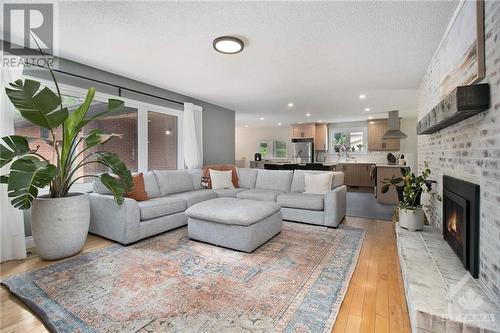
[396,224,499,333]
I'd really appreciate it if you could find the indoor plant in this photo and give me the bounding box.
[381,163,439,231]
[1,58,132,260]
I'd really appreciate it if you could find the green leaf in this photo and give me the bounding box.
[99,173,127,205]
[84,98,124,123]
[0,135,31,167]
[0,175,8,183]
[5,79,68,129]
[96,151,133,190]
[84,130,119,149]
[381,184,390,193]
[7,157,57,209]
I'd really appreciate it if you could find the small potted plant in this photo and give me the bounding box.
[381,163,439,231]
[1,52,132,260]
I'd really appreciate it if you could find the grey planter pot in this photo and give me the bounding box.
[31,193,90,260]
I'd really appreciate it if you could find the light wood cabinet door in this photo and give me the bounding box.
[314,124,328,150]
[291,124,315,139]
[368,119,400,151]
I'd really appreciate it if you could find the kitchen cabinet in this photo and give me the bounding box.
[314,124,328,150]
[337,163,374,187]
[368,119,400,151]
[291,124,315,139]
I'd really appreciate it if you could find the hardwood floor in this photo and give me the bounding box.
[0,217,410,333]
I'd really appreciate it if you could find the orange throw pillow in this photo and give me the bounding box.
[202,164,239,189]
[126,173,149,201]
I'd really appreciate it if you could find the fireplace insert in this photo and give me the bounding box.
[442,176,480,278]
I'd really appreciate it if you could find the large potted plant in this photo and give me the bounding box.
[1,61,132,260]
[381,163,439,231]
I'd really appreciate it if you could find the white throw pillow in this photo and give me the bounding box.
[304,172,333,194]
[209,169,235,189]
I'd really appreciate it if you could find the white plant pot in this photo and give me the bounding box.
[31,193,90,260]
[398,207,424,232]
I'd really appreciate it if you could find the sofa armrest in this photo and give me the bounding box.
[324,185,347,227]
[89,193,141,244]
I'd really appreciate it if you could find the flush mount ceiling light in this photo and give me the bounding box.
[213,36,244,54]
[364,108,371,112]
[260,117,265,120]
[288,102,294,108]
[277,122,282,126]
[359,94,367,100]
[305,113,311,117]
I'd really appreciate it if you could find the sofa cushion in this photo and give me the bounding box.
[304,172,333,195]
[154,170,194,196]
[143,171,161,198]
[237,168,258,189]
[290,170,344,193]
[168,189,218,207]
[187,169,203,190]
[236,189,283,202]
[213,188,248,198]
[185,198,280,226]
[138,197,187,221]
[277,193,324,211]
[203,164,239,188]
[255,169,293,192]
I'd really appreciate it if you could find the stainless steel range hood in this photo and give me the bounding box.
[382,110,407,140]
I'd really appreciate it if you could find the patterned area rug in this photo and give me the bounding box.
[2,222,364,333]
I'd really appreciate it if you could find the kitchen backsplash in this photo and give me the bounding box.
[317,151,417,169]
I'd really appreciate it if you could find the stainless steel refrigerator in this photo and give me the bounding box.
[291,138,314,163]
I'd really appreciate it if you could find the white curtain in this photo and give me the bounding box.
[0,55,27,262]
[183,103,203,169]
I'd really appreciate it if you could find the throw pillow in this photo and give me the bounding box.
[202,164,239,188]
[127,173,149,201]
[209,169,235,189]
[304,172,333,194]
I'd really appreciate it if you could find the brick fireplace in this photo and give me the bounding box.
[442,176,480,278]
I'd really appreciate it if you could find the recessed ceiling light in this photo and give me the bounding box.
[260,117,265,120]
[213,36,244,54]
[298,122,303,124]
[318,120,323,123]
[359,94,366,100]
[305,113,311,117]
[364,108,371,112]
[277,122,282,126]
[288,102,294,108]
[244,124,249,128]
[368,116,373,119]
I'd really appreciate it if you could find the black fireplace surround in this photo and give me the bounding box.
[443,176,480,278]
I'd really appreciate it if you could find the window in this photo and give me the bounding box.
[259,142,270,158]
[258,141,287,158]
[330,127,367,153]
[273,141,287,158]
[148,111,177,170]
[12,77,182,190]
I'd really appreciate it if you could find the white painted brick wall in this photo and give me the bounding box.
[417,1,500,301]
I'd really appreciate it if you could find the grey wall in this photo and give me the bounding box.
[24,56,235,165]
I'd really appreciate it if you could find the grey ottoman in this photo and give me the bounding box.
[185,198,282,253]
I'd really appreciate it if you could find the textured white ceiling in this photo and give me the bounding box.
[56,1,457,127]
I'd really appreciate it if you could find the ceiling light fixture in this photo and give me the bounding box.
[288,102,294,108]
[244,125,249,128]
[213,36,244,54]
[318,120,323,123]
[277,122,282,126]
[260,117,265,120]
[359,94,366,99]
[165,129,171,135]
[368,116,373,119]
[305,113,311,117]
[364,108,371,112]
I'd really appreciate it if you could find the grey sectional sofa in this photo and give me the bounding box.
[89,168,346,244]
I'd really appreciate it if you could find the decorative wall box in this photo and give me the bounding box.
[417,84,490,135]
